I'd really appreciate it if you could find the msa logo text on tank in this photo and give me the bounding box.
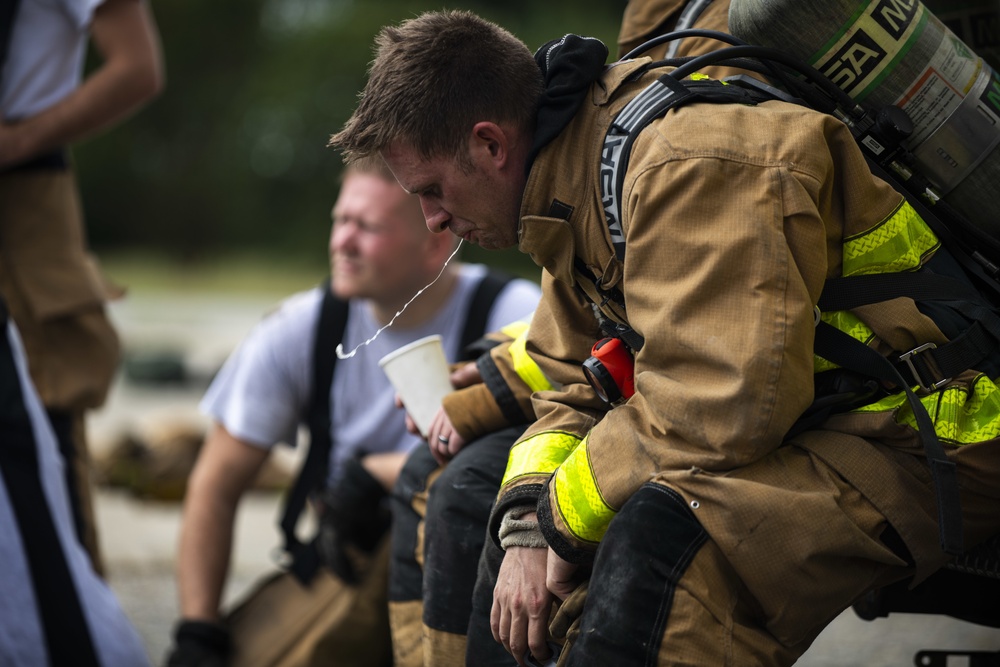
[822,29,887,91]
[872,0,919,41]
[980,69,1000,119]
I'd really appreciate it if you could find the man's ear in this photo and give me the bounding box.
[471,121,510,168]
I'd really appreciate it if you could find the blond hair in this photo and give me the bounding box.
[341,154,397,182]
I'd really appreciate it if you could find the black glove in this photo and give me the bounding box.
[164,619,231,667]
[314,455,391,583]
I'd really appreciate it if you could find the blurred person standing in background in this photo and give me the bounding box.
[0,0,165,574]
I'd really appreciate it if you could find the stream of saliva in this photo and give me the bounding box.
[335,239,465,360]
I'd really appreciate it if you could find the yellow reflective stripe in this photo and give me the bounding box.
[842,200,939,277]
[816,200,933,371]
[552,435,615,544]
[814,310,876,373]
[500,320,530,340]
[509,330,553,392]
[854,374,1000,445]
[502,431,580,485]
[687,72,727,85]
[688,72,726,84]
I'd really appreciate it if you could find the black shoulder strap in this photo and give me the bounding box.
[279,279,349,584]
[601,75,770,261]
[458,269,514,354]
[576,74,767,348]
[0,0,21,88]
[601,74,699,261]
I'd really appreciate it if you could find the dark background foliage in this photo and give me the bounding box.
[77,0,628,276]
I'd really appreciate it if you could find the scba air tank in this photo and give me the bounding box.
[729,0,1000,238]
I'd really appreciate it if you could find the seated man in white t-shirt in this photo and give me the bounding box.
[166,157,540,666]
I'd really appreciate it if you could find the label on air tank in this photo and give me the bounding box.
[906,65,1000,193]
[894,34,983,147]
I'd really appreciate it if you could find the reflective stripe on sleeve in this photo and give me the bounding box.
[502,431,581,486]
[552,434,615,544]
[842,200,939,277]
[500,320,530,340]
[509,329,553,392]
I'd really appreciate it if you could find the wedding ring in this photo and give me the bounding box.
[438,435,450,445]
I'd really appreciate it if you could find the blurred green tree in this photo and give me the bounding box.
[76,0,627,276]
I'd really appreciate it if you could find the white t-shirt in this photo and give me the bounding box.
[201,263,541,484]
[1,0,106,120]
[0,321,149,666]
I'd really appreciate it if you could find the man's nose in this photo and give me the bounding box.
[331,221,356,253]
[421,199,449,233]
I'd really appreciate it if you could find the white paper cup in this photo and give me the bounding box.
[378,334,452,436]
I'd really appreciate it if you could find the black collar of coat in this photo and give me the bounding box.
[526,34,609,172]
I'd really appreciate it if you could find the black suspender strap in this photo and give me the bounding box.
[458,269,514,355]
[279,280,348,584]
[0,301,100,666]
[461,270,528,425]
[477,353,531,425]
[0,0,20,87]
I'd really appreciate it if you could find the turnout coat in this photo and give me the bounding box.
[490,57,1000,646]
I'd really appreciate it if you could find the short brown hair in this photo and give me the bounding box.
[330,10,543,164]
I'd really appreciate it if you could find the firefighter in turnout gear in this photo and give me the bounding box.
[332,10,1000,667]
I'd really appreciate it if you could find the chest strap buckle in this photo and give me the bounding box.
[898,342,952,393]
